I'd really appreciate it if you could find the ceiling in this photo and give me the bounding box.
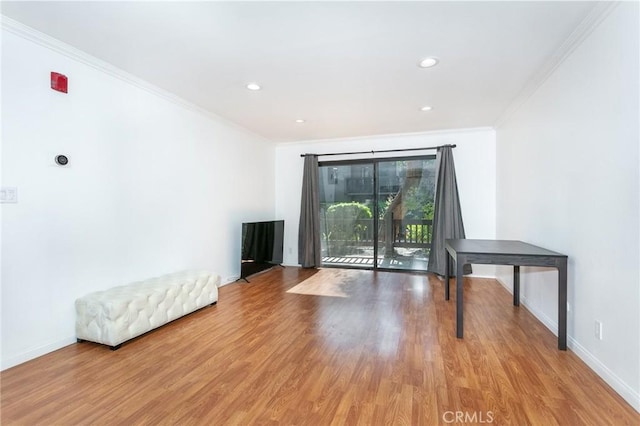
[1,1,601,143]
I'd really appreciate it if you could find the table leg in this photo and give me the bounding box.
[445,251,450,300]
[456,258,464,339]
[558,259,568,350]
[513,265,520,306]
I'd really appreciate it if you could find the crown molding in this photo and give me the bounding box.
[494,1,621,128]
[0,15,270,143]
[276,126,495,147]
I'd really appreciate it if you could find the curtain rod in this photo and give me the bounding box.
[299,144,456,157]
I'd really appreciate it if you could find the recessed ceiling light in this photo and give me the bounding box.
[418,57,439,68]
[420,106,433,111]
[246,82,261,91]
[295,119,306,123]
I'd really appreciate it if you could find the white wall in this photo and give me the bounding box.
[275,128,497,275]
[495,3,639,410]
[1,24,275,369]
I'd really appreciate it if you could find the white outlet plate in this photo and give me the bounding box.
[595,320,603,340]
[0,186,18,203]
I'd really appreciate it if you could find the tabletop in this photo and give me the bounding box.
[445,239,567,258]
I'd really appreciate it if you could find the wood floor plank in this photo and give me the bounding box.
[1,267,638,425]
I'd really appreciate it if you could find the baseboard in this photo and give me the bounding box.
[569,335,640,412]
[1,336,76,371]
[468,273,499,279]
[495,277,640,412]
[222,276,240,286]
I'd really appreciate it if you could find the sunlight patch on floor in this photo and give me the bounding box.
[287,276,349,297]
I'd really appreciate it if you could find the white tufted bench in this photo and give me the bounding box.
[75,270,219,350]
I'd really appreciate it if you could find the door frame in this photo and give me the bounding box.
[318,154,436,272]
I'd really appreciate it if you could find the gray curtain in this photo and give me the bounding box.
[298,155,321,268]
[428,146,471,276]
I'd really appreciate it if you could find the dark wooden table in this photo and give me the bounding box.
[444,239,568,350]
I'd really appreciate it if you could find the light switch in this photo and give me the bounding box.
[0,187,18,203]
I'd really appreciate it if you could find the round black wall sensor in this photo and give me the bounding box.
[55,155,69,166]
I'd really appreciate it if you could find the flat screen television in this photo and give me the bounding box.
[240,220,284,281]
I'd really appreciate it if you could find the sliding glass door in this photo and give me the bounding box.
[319,163,375,268]
[375,158,436,270]
[318,156,436,272]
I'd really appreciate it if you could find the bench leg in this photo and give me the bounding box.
[110,344,122,351]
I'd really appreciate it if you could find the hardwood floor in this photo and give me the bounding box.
[1,267,638,425]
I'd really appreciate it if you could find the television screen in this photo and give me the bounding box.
[241,220,284,280]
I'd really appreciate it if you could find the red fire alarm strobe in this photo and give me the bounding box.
[51,72,68,93]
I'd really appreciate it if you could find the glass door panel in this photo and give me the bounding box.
[375,159,436,271]
[319,163,375,268]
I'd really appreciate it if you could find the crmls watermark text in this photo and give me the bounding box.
[442,411,495,424]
